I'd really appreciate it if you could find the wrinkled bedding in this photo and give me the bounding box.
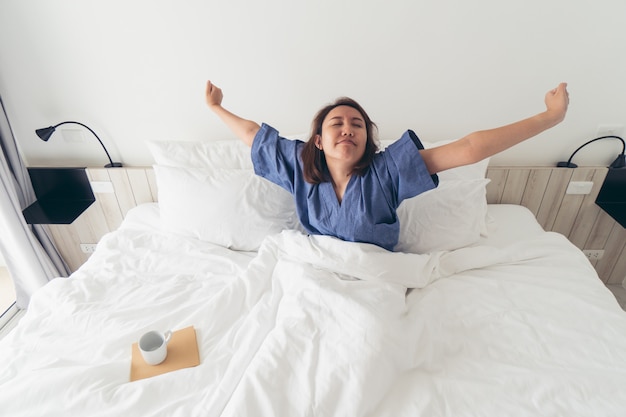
[1,205,626,416]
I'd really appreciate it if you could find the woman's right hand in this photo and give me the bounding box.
[204,79,260,147]
[205,80,223,109]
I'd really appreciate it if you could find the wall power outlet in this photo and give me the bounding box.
[80,243,98,254]
[582,249,604,261]
[596,124,624,138]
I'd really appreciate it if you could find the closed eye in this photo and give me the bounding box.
[327,116,364,128]
[351,117,364,127]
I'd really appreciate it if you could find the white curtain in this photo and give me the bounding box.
[0,96,70,309]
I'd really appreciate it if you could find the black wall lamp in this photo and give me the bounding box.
[35,121,123,168]
[557,135,625,169]
[557,135,626,228]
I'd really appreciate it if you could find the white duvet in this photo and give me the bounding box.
[1,207,626,416]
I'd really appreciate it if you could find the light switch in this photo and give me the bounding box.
[566,181,594,195]
[90,181,114,193]
[60,128,85,143]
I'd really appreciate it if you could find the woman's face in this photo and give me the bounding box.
[315,105,367,168]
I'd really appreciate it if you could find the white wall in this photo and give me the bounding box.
[0,0,625,168]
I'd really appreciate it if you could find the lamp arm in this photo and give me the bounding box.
[54,121,116,167]
[564,135,626,166]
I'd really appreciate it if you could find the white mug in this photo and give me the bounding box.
[138,330,172,365]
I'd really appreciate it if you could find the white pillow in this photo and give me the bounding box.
[395,179,490,253]
[146,135,307,169]
[153,165,298,251]
[147,140,253,169]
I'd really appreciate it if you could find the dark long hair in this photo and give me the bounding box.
[301,97,379,184]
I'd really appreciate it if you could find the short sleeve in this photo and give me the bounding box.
[376,130,438,205]
[251,123,302,194]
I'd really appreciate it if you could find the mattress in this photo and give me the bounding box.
[1,203,625,416]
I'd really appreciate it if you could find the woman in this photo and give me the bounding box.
[205,81,569,250]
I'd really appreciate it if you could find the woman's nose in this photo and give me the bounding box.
[342,128,354,136]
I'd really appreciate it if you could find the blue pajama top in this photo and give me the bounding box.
[251,123,438,251]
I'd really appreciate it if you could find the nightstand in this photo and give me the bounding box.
[22,167,95,224]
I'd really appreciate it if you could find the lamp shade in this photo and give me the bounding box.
[35,126,56,142]
[35,121,122,168]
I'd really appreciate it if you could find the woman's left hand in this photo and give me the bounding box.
[544,82,569,124]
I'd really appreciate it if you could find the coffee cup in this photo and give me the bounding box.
[138,330,172,365]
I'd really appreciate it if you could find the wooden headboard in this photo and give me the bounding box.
[47,167,626,284]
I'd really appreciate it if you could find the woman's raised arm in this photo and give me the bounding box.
[206,80,260,147]
[420,83,570,175]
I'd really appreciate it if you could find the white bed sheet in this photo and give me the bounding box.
[1,203,626,416]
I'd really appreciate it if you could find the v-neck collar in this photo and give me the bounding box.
[324,175,357,208]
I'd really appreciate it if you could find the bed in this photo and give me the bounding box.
[1,139,626,416]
